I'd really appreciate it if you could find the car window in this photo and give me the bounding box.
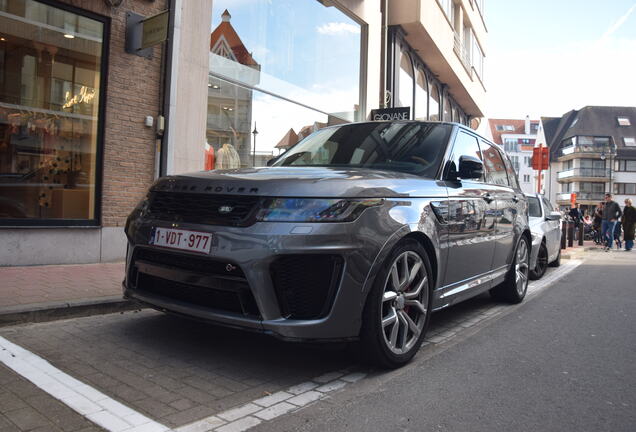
[447,131,484,181]
[501,151,521,190]
[275,122,452,178]
[480,142,510,187]
[542,196,554,213]
[528,196,542,217]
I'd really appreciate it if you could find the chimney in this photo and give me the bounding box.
[524,115,530,135]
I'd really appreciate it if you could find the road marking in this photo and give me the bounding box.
[0,336,170,432]
[0,260,582,432]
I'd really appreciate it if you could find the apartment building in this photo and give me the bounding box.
[487,117,539,194]
[536,106,636,214]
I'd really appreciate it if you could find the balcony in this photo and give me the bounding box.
[558,141,613,161]
[557,168,610,182]
[556,192,606,203]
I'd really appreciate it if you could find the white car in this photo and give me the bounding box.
[527,194,562,279]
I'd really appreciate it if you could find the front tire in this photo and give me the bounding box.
[529,242,548,280]
[490,236,530,303]
[360,239,433,368]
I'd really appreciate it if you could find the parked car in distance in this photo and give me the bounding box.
[526,193,562,280]
[124,121,531,368]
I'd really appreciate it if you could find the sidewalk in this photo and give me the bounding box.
[0,262,137,327]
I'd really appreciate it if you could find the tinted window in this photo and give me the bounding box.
[528,197,541,217]
[275,122,452,178]
[447,131,483,181]
[498,145,521,190]
[542,196,554,213]
[480,143,510,186]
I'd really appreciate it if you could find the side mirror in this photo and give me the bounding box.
[546,212,561,221]
[458,155,484,180]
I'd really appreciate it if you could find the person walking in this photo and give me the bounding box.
[601,193,622,251]
[622,198,636,251]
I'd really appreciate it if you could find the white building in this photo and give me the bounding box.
[487,117,540,194]
[536,106,636,215]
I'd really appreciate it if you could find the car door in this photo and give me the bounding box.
[480,141,521,273]
[441,131,497,293]
[542,196,561,259]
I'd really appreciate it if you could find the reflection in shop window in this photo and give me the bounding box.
[415,69,428,121]
[0,0,104,223]
[207,2,361,168]
[398,49,414,115]
[429,82,440,121]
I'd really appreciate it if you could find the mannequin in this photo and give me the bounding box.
[216,143,240,169]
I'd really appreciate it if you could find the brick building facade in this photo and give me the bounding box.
[0,0,167,265]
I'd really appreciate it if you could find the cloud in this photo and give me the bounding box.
[316,22,360,36]
[598,3,636,44]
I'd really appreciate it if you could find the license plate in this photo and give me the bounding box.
[150,227,214,254]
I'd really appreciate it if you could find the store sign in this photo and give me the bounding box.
[141,10,169,49]
[370,107,410,121]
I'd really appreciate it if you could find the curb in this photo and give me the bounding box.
[0,297,143,328]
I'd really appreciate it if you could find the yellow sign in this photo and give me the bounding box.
[141,10,169,50]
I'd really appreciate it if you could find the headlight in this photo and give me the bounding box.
[256,198,383,222]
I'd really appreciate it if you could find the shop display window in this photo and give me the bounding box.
[207,1,362,167]
[0,0,105,224]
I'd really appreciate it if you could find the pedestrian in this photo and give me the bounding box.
[593,202,604,245]
[622,198,636,251]
[614,220,622,249]
[569,203,582,240]
[601,193,622,251]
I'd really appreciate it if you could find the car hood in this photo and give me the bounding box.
[151,167,445,198]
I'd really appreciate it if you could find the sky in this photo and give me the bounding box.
[486,0,636,120]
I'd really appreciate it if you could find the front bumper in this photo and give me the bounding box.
[123,210,394,341]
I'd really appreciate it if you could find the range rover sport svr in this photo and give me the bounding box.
[124,121,530,368]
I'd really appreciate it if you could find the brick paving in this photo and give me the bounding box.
[0,263,124,309]
[0,364,104,432]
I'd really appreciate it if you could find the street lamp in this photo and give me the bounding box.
[600,142,617,196]
[252,123,258,167]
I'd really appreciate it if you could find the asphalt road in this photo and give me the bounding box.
[254,250,636,432]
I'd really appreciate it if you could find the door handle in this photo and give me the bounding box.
[483,193,493,204]
[512,195,519,203]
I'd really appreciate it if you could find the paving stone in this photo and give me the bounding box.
[253,402,296,420]
[340,372,366,383]
[315,380,347,393]
[27,394,96,432]
[286,382,319,395]
[252,391,292,408]
[217,403,261,422]
[169,398,196,411]
[160,404,217,428]
[0,392,27,412]
[287,391,323,407]
[216,416,261,432]
[174,416,225,432]
[313,372,344,384]
[133,398,178,419]
[3,407,51,431]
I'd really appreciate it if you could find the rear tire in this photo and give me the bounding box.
[360,239,433,369]
[490,236,530,304]
[529,242,548,280]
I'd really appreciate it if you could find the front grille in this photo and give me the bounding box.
[270,255,343,320]
[147,191,260,226]
[129,248,259,317]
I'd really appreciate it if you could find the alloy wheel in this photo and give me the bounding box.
[380,251,429,355]
[515,239,530,296]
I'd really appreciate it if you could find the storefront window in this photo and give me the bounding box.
[442,93,451,122]
[0,0,104,223]
[414,69,428,121]
[429,82,440,121]
[398,49,413,116]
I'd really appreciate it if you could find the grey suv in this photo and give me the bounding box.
[124,121,530,368]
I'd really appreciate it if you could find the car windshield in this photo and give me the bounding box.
[528,196,542,217]
[273,122,453,177]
